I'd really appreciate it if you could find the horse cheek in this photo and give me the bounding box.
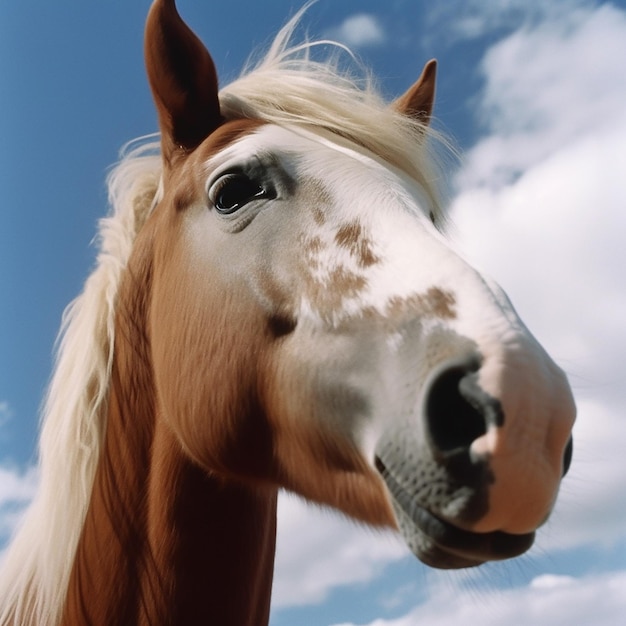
[150,256,272,479]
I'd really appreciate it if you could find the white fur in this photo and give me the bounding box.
[204,124,444,326]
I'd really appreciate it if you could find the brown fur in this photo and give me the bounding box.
[387,288,457,320]
[61,83,395,626]
[62,182,278,625]
[335,219,381,268]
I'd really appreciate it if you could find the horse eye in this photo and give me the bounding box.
[210,173,269,214]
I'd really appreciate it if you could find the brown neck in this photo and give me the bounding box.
[61,260,277,625]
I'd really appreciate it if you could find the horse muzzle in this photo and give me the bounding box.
[375,351,575,569]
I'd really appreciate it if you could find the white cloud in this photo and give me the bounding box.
[0,466,38,505]
[0,465,38,510]
[463,5,626,185]
[0,403,38,563]
[0,464,38,557]
[429,0,594,43]
[452,119,626,367]
[327,14,386,48]
[273,493,407,607]
[331,570,626,626]
[457,3,626,189]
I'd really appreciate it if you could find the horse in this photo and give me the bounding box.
[0,1,575,624]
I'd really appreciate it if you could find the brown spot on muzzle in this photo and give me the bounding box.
[361,287,457,325]
[387,287,457,320]
[302,235,325,255]
[306,266,368,315]
[335,220,381,268]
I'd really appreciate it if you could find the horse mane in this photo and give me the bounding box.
[0,8,445,624]
[0,139,162,624]
[221,7,446,223]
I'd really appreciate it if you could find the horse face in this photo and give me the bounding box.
[148,122,574,567]
[144,0,575,568]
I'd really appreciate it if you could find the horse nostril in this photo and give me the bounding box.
[562,437,573,477]
[425,354,503,457]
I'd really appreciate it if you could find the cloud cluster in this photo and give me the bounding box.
[0,403,39,562]
[455,3,626,188]
[326,13,386,48]
[331,570,626,626]
[273,494,406,608]
[0,464,38,559]
[428,0,594,43]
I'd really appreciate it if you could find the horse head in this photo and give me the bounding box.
[143,0,575,569]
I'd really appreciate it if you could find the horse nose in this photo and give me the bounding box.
[424,354,573,479]
[425,354,497,462]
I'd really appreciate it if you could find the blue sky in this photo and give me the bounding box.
[2,1,626,625]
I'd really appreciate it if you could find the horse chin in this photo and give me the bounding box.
[375,456,536,570]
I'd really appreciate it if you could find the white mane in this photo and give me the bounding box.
[0,139,162,625]
[221,7,446,224]
[0,8,445,624]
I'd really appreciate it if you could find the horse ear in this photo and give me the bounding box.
[393,59,437,125]
[144,0,222,161]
